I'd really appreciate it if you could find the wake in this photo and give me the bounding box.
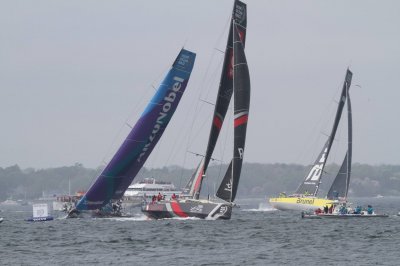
[242,202,277,212]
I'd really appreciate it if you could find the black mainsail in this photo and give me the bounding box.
[296,69,353,196]
[203,0,247,174]
[216,21,250,202]
[327,72,352,199]
[190,0,247,200]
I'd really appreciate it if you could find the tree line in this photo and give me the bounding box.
[1,162,400,201]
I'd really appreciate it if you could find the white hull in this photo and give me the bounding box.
[302,213,389,219]
[270,201,321,211]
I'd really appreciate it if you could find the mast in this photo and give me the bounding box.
[296,69,353,196]
[216,20,250,203]
[327,69,353,200]
[75,49,196,211]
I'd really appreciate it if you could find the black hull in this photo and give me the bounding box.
[67,209,125,219]
[141,199,232,220]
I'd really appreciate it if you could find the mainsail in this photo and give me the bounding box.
[216,21,250,202]
[203,0,247,174]
[327,72,352,199]
[76,49,196,211]
[190,0,247,201]
[296,69,353,196]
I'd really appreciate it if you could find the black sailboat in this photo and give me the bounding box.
[141,0,250,220]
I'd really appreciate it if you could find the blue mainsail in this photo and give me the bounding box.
[76,49,196,210]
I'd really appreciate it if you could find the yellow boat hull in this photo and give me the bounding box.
[269,197,333,211]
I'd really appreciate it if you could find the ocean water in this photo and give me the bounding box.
[1,197,399,266]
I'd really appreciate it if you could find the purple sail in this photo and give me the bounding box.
[76,49,196,210]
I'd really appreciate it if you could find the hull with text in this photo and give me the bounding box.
[269,197,333,211]
[141,199,232,220]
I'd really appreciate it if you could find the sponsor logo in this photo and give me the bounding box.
[238,147,244,159]
[234,3,246,24]
[296,198,315,205]
[219,206,228,214]
[304,148,328,182]
[176,53,191,68]
[224,179,232,192]
[138,76,185,162]
[190,205,203,213]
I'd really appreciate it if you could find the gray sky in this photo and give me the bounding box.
[1,0,400,170]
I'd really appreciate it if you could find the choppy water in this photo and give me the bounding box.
[1,197,400,265]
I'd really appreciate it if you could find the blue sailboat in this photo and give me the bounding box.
[68,49,196,217]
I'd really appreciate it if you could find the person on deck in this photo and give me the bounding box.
[367,205,374,215]
[171,193,177,200]
[157,192,162,201]
[328,205,334,214]
[324,205,329,214]
[339,204,347,214]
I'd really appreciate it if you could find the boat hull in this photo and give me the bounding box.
[66,209,126,219]
[26,216,54,222]
[141,199,232,220]
[302,213,389,219]
[269,197,333,211]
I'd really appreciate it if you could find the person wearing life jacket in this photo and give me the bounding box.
[354,205,362,214]
[171,193,177,200]
[367,205,374,215]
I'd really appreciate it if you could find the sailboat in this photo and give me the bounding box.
[68,49,196,217]
[301,82,388,218]
[269,69,353,211]
[141,0,250,220]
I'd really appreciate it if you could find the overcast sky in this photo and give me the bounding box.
[1,0,400,170]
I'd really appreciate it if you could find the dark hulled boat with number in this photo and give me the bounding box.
[142,0,250,220]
